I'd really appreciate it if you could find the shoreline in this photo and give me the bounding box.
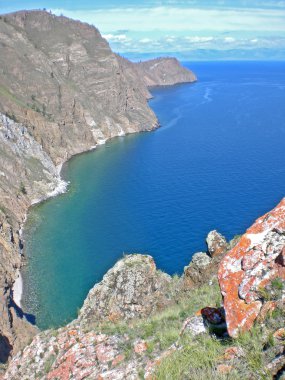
[12,270,23,308]
[14,128,147,309]
[12,81,181,315]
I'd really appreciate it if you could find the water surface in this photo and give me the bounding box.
[22,61,285,329]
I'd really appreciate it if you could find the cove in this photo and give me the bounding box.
[22,61,285,330]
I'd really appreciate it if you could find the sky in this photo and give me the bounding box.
[1,1,285,60]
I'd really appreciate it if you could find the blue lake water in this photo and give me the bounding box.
[22,61,285,329]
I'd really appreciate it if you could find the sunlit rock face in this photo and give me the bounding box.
[79,254,173,325]
[0,9,196,360]
[206,230,228,258]
[218,198,285,337]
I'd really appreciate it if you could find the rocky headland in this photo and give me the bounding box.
[1,9,285,380]
[0,9,196,366]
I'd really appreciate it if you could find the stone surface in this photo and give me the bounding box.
[180,315,206,337]
[218,197,285,337]
[206,230,228,257]
[3,326,140,380]
[266,351,285,378]
[79,254,173,324]
[134,340,148,354]
[216,364,233,375]
[183,252,212,287]
[223,346,243,361]
[144,344,178,380]
[273,328,285,341]
[200,307,225,325]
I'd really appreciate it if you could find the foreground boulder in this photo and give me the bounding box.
[79,254,173,324]
[183,252,211,288]
[206,230,228,257]
[218,198,285,337]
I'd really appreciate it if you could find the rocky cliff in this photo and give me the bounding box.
[2,202,285,379]
[219,198,285,338]
[0,9,196,363]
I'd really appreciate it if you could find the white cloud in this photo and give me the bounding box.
[51,6,285,33]
[102,33,129,42]
[185,36,214,43]
[224,37,236,43]
[50,6,285,55]
[139,38,152,43]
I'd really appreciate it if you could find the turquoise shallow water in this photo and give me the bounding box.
[22,61,285,329]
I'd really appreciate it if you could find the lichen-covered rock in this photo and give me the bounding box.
[2,326,140,380]
[218,198,285,337]
[183,252,211,287]
[206,230,228,257]
[79,254,173,325]
[180,315,206,337]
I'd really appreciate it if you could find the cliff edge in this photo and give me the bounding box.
[2,201,285,379]
[0,10,196,362]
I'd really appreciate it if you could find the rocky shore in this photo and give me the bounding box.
[2,199,285,379]
[0,9,196,363]
[1,9,285,380]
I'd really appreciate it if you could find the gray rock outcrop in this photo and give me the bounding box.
[79,254,173,325]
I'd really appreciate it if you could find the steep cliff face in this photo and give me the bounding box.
[0,11,196,165]
[79,255,173,325]
[135,57,197,87]
[0,10,196,362]
[0,10,156,164]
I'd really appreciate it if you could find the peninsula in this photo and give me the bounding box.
[0,9,195,362]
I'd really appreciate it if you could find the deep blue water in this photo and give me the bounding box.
[22,61,285,329]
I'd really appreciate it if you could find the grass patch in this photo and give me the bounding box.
[89,280,223,361]
[44,354,56,374]
[155,335,232,380]
[0,84,27,109]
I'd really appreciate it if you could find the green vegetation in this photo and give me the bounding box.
[0,84,27,109]
[96,280,221,351]
[4,111,19,123]
[20,182,27,195]
[258,278,284,301]
[155,302,285,380]
[0,363,7,372]
[83,275,285,379]
[44,354,56,374]
[0,204,7,215]
[155,335,231,380]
